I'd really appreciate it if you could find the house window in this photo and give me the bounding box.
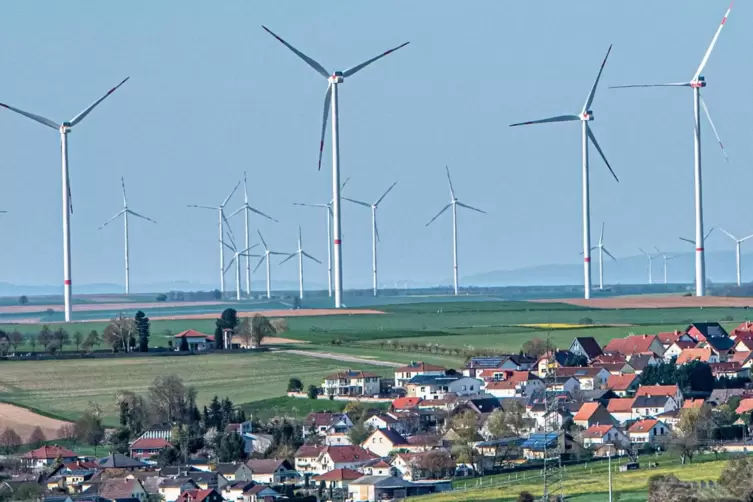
[470,385,474,391]
[461,385,467,391]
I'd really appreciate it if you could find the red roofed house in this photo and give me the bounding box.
[573,402,615,429]
[676,347,718,365]
[313,468,363,490]
[129,437,172,460]
[485,372,544,397]
[393,362,445,389]
[635,385,683,405]
[606,398,636,424]
[736,398,753,415]
[99,478,149,502]
[627,419,669,444]
[22,445,78,468]
[657,331,695,348]
[391,397,422,411]
[554,367,610,391]
[606,373,640,397]
[173,330,214,351]
[685,322,729,343]
[322,370,381,397]
[710,362,750,380]
[603,334,665,358]
[663,340,697,362]
[242,485,281,502]
[734,337,753,353]
[732,321,753,338]
[582,425,628,448]
[683,399,705,409]
[317,445,378,475]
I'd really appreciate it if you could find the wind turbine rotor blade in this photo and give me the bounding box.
[187,204,217,210]
[740,234,753,243]
[603,247,617,261]
[456,201,487,214]
[222,240,236,253]
[340,176,351,191]
[252,255,266,274]
[509,115,580,127]
[293,202,328,208]
[222,180,241,207]
[342,42,410,78]
[699,95,730,164]
[654,246,663,255]
[638,247,648,256]
[229,206,244,218]
[248,206,279,222]
[257,230,268,250]
[224,256,236,274]
[279,253,296,266]
[222,212,236,241]
[445,166,456,199]
[705,227,715,241]
[303,251,322,264]
[269,251,289,256]
[692,2,733,82]
[240,244,260,254]
[586,126,619,182]
[121,177,128,207]
[127,210,157,224]
[425,204,452,227]
[67,172,73,215]
[261,26,330,79]
[609,82,691,89]
[225,230,237,250]
[375,218,381,243]
[599,222,605,246]
[318,83,333,171]
[719,228,737,241]
[582,44,612,114]
[342,197,370,208]
[679,237,695,245]
[69,77,129,126]
[0,102,58,129]
[98,210,125,230]
[375,181,398,206]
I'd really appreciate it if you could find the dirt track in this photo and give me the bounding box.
[535,296,753,309]
[282,349,402,368]
[0,403,71,442]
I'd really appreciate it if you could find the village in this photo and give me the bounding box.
[3,321,753,502]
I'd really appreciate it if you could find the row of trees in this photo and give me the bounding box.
[212,309,284,350]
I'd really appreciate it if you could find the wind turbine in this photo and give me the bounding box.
[187,181,241,298]
[262,26,409,309]
[510,46,619,300]
[593,222,616,290]
[638,248,656,285]
[426,166,486,296]
[223,232,261,301]
[230,172,277,298]
[99,177,157,295]
[654,247,677,285]
[280,226,322,300]
[611,4,733,297]
[680,228,715,290]
[719,229,753,287]
[293,177,349,298]
[0,77,129,321]
[343,181,397,296]
[253,230,289,299]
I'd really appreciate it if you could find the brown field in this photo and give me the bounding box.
[261,336,307,345]
[0,403,71,442]
[539,296,753,309]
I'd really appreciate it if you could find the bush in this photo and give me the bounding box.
[307,385,319,400]
[156,294,167,302]
[287,378,303,392]
[578,317,594,325]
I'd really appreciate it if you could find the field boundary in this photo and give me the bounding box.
[0,399,73,424]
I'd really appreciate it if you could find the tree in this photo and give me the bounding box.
[116,390,148,435]
[18,295,28,305]
[52,327,71,349]
[718,456,753,501]
[214,308,239,349]
[29,426,46,448]
[147,375,192,425]
[235,317,252,348]
[347,420,370,446]
[103,314,136,352]
[8,330,23,353]
[38,325,52,350]
[270,318,288,334]
[251,314,274,348]
[676,361,715,393]
[72,331,83,351]
[156,293,167,302]
[135,310,150,352]
[287,378,303,392]
[307,385,319,400]
[0,428,22,454]
[27,334,37,353]
[517,493,534,502]
[218,431,246,462]
[450,410,480,472]
[521,337,548,357]
[417,449,455,478]
[343,402,366,423]
[57,424,76,445]
[11,484,44,502]
[671,405,714,464]
[156,446,181,467]
[486,402,526,439]
[179,336,189,352]
[74,410,105,455]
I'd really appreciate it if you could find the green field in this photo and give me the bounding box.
[241,396,390,423]
[0,352,388,427]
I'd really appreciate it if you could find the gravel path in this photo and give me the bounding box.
[281,349,402,368]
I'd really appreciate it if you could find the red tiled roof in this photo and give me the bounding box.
[22,445,77,459]
[323,445,377,463]
[485,380,517,390]
[130,437,171,450]
[676,347,714,364]
[174,329,211,339]
[573,402,601,421]
[603,334,660,356]
[683,399,705,409]
[733,322,753,335]
[295,445,324,458]
[582,425,614,438]
[305,412,342,427]
[313,468,363,482]
[657,331,684,345]
[594,353,627,365]
[99,479,144,501]
[635,385,679,398]
[324,370,381,380]
[628,419,658,433]
[736,398,753,415]
[394,362,445,373]
[607,398,636,413]
[607,373,638,391]
[710,362,744,374]
[508,371,540,382]
[392,397,422,410]
[176,489,216,502]
[671,340,697,351]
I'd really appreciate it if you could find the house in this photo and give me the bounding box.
[682,399,705,409]
[129,437,172,460]
[736,398,753,415]
[636,385,683,405]
[219,481,253,502]
[392,397,422,411]
[303,412,353,437]
[245,459,296,484]
[734,337,753,352]
[606,374,640,397]
[625,353,660,374]
[731,321,753,338]
[554,367,610,391]
[627,419,669,444]
[186,471,228,491]
[729,350,753,369]
[663,341,697,362]
[96,453,148,470]
[632,395,678,419]
[404,375,482,400]
[159,478,200,502]
[214,463,253,483]
[317,445,378,474]
[362,429,410,457]
[314,468,366,490]
[175,489,223,502]
[347,475,441,502]
[362,459,394,477]
[393,362,445,388]
[173,329,214,351]
[485,373,543,398]
[657,330,696,348]
[22,445,78,468]
[569,337,604,361]
[225,421,253,437]
[603,334,665,358]
[534,350,572,377]
[685,322,729,342]
[364,413,405,434]
[521,433,584,460]
[463,355,535,378]
[581,425,629,448]
[90,479,148,502]
[710,362,751,380]
[676,346,718,365]
[322,370,381,397]
[573,402,614,429]
[294,445,324,475]
[543,376,580,393]
[242,484,281,502]
[324,415,356,446]
[700,336,736,361]
[607,398,636,424]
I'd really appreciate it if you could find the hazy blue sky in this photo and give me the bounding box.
[0,1,750,290]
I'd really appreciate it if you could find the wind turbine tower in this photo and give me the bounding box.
[254,230,289,299]
[639,248,656,285]
[223,232,260,301]
[654,247,676,285]
[719,228,753,287]
[262,26,408,308]
[593,222,616,290]
[99,177,157,294]
[280,226,322,300]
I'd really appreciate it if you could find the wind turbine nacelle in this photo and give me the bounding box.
[330,71,344,84]
[691,75,707,88]
[581,111,594,121]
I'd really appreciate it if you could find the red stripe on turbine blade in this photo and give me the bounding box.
[334,239,342,245]
[64,280,72,285]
